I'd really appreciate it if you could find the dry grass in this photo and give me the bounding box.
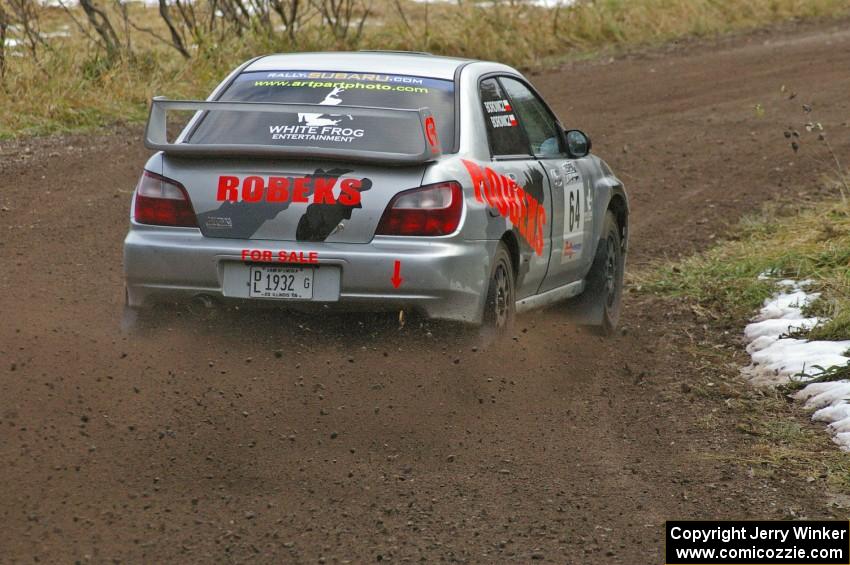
[683,345,850,495]
[2,0,850,138]
[638,190,850,340]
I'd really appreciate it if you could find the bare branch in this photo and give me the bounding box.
[353,1,370,42]
[310,0,369,40]
[78,0,122,59]
[126,13,189,58]
[111,0,132,53]
[7,0,46,59]
[57,0,101,46]
[392,0,413,37]
[0,2,8,80]
[271,0,302,42]
[157,0,191,58]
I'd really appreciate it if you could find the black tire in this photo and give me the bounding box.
[566,211,624,336]
[481,242,516,339]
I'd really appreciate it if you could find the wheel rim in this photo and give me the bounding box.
[493,263,510,328]
[604,235,618,308]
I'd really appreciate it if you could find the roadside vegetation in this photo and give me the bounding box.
[639,93,850,343]
[639,176,850,490]
[637,95,850,482]
[640,192,850,341]
[688,344,850,495]
[2,0,850,138]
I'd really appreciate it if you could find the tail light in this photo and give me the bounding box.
[134,171,198,228]
[376,181,463,237]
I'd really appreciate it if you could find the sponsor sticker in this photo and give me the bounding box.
[264,86,366,145]
[216,175,364,206]
[424,115,440,154]
[562,241,582,259]
[265,71,426,85]
[561,164,584,264]
[204,216,233,229]
[269,125,365,144]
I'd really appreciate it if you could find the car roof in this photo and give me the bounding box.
[244,51,472,81]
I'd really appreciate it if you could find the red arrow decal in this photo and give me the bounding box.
[391,260,403,289]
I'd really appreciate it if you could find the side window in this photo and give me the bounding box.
[499,77,562,158]
[479,78,531,157]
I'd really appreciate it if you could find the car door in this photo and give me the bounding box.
[498,77,589,293]
[475,76,553,300]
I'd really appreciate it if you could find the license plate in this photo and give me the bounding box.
[248,265,313,299]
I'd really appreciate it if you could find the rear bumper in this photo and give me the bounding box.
[123,223,495,323]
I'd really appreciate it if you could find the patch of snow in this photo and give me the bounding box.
[742,278,850,450]
[745,338,850,385]
[752,288,818,321]
[830,418,850,433]
[41,29,71,40]
[744,317,819,341]
[835,432,850,448]
[798,383,850,410]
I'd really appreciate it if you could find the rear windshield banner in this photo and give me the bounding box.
[241,70,454,92]
[189,70,455,153]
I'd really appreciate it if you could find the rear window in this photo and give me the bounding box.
[189,70,456,153]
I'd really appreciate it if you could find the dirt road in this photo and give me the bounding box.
[3,19,850,563]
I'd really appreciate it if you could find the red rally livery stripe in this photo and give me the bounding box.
[461,159,546,256]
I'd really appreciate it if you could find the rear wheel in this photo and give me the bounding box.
[481,242,516,338]
[566,211,624,335]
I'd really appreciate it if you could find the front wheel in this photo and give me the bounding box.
[481,242,516,339]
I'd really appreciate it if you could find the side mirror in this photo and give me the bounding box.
[564,129,591,158]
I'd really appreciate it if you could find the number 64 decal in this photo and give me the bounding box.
[565,186,583,236]
[568,188,581,233]
[562,185,584,264]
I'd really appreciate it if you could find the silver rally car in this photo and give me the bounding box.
[124,51,628,333]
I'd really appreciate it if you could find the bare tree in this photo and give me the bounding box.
[57,0,102,47]
[392,0,429,49]
[112,0,132,53]
[218,0,252,35]
[124,0,190,58]
[0,2,8,79]
[208,0,283,38]
[6,0,45,59]
[311,0,371,42]
[173,0,198,35]
[270,0,303,42]
[157,0,191,57]
[130,0,241,57]
[248,0,273,32]
[78,0,122,59]
[0,16,7,81]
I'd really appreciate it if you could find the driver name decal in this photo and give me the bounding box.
[461,159,546,256]
[489,114,518,128]
[483,99,512,113]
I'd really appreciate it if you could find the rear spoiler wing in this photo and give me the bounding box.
[144,97,442,166]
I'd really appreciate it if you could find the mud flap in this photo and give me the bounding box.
[563,236,608,326]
